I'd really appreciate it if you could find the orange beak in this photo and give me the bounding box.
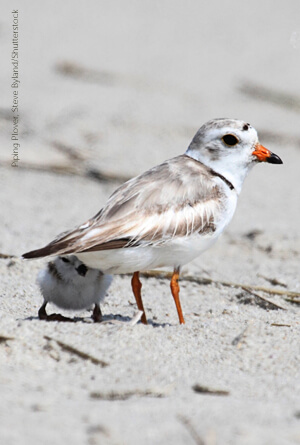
[252,143,283,164]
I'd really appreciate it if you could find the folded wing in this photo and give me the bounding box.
[23,155,224,259]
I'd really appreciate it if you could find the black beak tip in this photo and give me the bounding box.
[267,153,283,164]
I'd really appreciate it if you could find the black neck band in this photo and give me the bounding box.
[208,168,235,191]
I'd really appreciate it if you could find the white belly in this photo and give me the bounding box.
[76,233,219,274]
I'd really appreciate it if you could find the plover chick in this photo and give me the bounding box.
[37,255,112,322]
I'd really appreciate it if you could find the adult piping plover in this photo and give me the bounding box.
[37,255,112,322]
[23,118,282,325]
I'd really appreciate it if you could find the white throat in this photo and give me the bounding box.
[185,149,253,195]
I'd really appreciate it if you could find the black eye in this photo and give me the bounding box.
[61,257,70,263]
[76,264,88,277]
[222,134,239,146]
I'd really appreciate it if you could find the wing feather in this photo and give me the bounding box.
[22,155,225,258]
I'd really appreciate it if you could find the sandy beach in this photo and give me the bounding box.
[1,1,300,444]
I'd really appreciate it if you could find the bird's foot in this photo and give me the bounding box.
[38,303,74,322]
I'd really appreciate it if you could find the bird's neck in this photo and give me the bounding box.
[186,151,252,194]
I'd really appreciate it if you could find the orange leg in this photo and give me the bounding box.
[170,268,185,324]
[131,271,147,324]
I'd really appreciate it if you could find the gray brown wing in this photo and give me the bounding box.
[22,155,224,258]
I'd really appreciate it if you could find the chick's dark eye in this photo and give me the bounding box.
[61,257,70,263]
[76,264,88,277]
[222,134,239,146]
